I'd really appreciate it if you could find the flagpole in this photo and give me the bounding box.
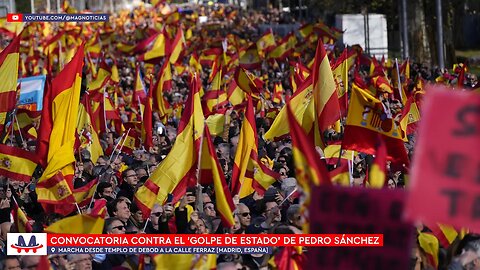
[195,124,206,214]
[103,91,108,132]
[113,128,131,162]
[13,115,25,147]
[142,218,150,232]
[395,58,404,104]
[87,182,99,210]
[75,202,82,215]
[108,132,125,163]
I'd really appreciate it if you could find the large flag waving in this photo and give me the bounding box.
[0,31,21,134]
[312,39,340,146]
[135,73,204,219]
[200,126,236,227]
[36,44,84,212]
[342,83,409,163]
[286,103,331,193]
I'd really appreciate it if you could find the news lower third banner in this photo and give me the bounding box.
[7,13,109,22]
[7,233,383,256]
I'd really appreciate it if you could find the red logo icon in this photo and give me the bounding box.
[7,13,23,22]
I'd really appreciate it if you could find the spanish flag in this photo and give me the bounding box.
[0,31,21,134]
[152,61,172,122]
[140,28,169,62]
[234,68,262,95]
[272,82,283,104]
[232,95,279,197]
[169,27,184,64]
[264,78,315,141]
[286,102,331,192]
[269,246,306,270]
[44,213,104,234]
[231,95,259,195]
[12,200,33,233]
[77,95,104,164]
[227,78,246,108]
[418,231,439,269]
[239,43,261,70]
[312,39,340,144]
[330,160,350,186]
[331,48,356,116]
[134,73,204,219]
[142,79,154,150]
[256,29,276,56]
[87,58,111,97]
[368,137,387,188]
[200,126,236,227]
[268,32,296,60]
[133,64,147,106]
[73,179,98,207]
[36,45,84,208]
[0,144,38,182]
[153,254,194,270]
[342,83,409,163]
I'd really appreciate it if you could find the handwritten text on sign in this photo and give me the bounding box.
[308,185,413,270]
[406,86,480,230]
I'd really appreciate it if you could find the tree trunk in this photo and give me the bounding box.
[408,0,432,66]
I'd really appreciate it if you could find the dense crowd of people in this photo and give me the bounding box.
[0,1,479,270]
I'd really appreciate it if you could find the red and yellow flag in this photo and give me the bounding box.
[256,29,276,56]
[77,95,104,164]
[342,83,409,163]
[268,33,297,60]
[286,102,331,192]
[264,78,315,141]
[135,73,204,219]
[312,39,340,145]
[0,31,21,133]
[36,45,85,208]
[169,27,184,64]
[200,126,236,227]
[232,95,278,197]
[153,61,172,123]
[44,213,104,234]
[0,144,38,182]
[418,232,439,269]
[12,200,33,233]
[142,79,154,150]
[239,43,261,70]
[368,137,387,188]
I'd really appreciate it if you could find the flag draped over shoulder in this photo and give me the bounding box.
[135,73,204,219]
[200,126,235,227]
[35,44,85,210]
[342,83,409,164]
[0,31,21,134]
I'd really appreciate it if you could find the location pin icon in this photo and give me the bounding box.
[50,247,55,253]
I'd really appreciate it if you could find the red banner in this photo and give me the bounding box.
[406,86,480,231]
[308,185,413,270]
